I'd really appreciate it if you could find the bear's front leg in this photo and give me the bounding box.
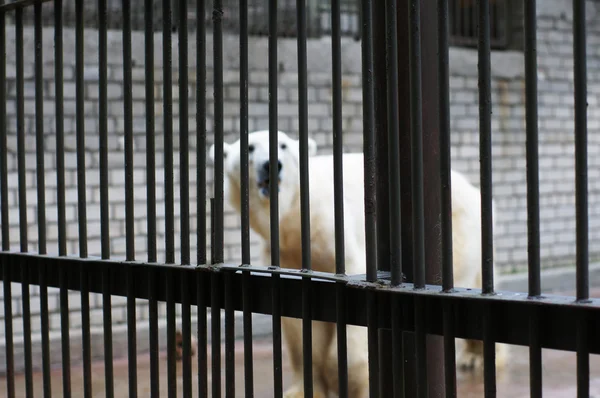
[282,317,333,398]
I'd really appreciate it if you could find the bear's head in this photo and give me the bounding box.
[209,130,317,236]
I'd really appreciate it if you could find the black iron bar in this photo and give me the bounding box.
[197,271,208,398]
[197,0,207,268]
[361,0,377,283]
[102,268,114,398]
[21,262,34,397]
[211,269,222,398]
[210,199,221,398]
[409,1,427,396]
[573,1,589,397]
[16,9,26,253]
[391,298,404,397]
[145,0,156,264]
[0,0,7,252]
[122,1,138,395]
[524,1,542,397]
[179,0,190,265]
[524,0,541,299]
[268,0,283,395]
[163,0,175,265]
[3,264,15,398]
[99,0,110,260]
[40,267,51,398]
[75,0,91,394]
[123,0,135,262]
[438,1,457,395]
[331,0,348,394]
[213,0,224,265]
[197,3,208,397]
[59,267,71,398]
[297,0,314,395]
[332,0,345,277]
[34,1,46,255]
[573,0,588,303]
[386,0,402,287]
[75,0,88,259]
[149,270,160,398]
[55,0,67,257]
[166,270,177,398]
[127,266,138,398]
[478,0,497,395]
[225,272,235,398]
[239,0,254,395]
[182,272,193,398]
[367,291,379,397]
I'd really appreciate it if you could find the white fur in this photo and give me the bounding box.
[209,130,507,397]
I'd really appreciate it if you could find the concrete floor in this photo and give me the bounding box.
[4,337,600,397]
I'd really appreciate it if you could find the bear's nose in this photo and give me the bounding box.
[262,160,283,173]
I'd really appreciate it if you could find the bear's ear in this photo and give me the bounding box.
[308,137,317,156]
[208,142,230,163]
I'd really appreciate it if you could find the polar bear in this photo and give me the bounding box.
[209,130,506,397]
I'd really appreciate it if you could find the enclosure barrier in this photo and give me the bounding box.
[0,0,598,398]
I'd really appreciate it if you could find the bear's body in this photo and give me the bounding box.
[210,130,506,398]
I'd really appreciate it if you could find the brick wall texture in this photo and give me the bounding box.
[1,0,600,371]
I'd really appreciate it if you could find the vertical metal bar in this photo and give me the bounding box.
[0,0,7,252]
[239,0,255,396]
[361,0,377,283]
[35,1,46,255]
[182,272,193,398]
[210,200,222,398]
[123,0,135,262]
[148,270,159,398]
[438,2,456,395]
[40,267,52,398]
[145,0,157,264]
[55,0,67,258]
[21,263,32,398]
[296,0,314,396]
[478,1,497,396]
[59,267,72,398]
[385,0,402,287]
[54,1,70,396]
[391,298,403,398]
[197,0,207,268]
[76,0,91,394]
[367,292,379,398]
[573,0,588,303]
[123,0,138,394]
[163,0,175,265]
[76,0,88,259]
[99,0,110,262]
[213,0,224,265]
[524,1,542,396]
[166,270,177,398]
[98,0,114,393]
[179,0,190,265]
[3,261,15,398]
[573,2,589,396]
[16,9,27,253]
[197,271,208,398]
[224,271,235,398]
[331,0,348,395]
[408,2,427,396]
[267,0,283,395]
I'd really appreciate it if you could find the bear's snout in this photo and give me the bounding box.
[256,160,283,197]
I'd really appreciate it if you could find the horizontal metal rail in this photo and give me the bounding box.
[1,251,599,355]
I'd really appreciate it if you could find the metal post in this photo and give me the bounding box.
[373,0,445,396]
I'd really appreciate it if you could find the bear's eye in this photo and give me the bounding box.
[280,143,287,150]
[248,144,254,153]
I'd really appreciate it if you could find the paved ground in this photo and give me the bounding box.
[4,337,600,397]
